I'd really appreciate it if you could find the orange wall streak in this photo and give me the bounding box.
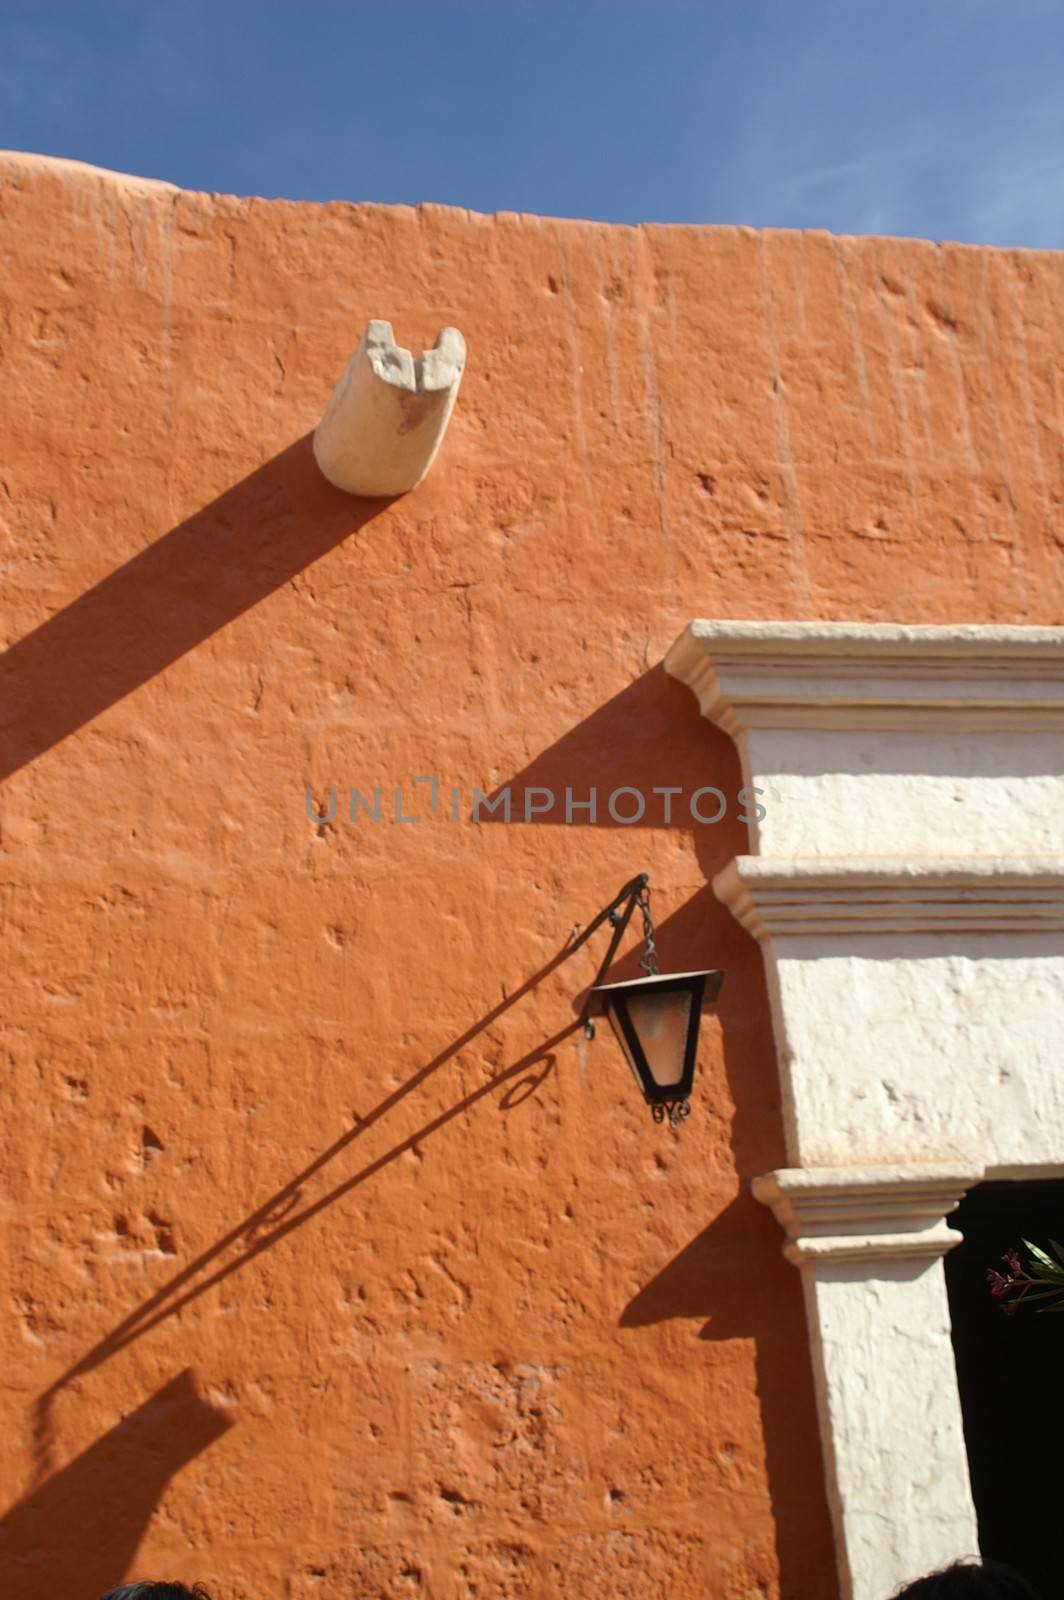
[2,152,1063,1599]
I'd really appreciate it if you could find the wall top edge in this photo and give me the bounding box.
[11,152,1064,252]
[0,149,181,197]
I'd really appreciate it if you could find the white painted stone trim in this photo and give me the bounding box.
[798,1256,980,1599]
[313,320,466,497]
[751,1164,982,1264]
[666,621,1064,859]
[714,856,1064,937]
[666,618,1064,1600]
[753,1166,984,1595]
[664,620,1064,732]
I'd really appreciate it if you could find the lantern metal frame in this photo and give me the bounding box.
[577,874,724,1127]
[588,968,724,1124]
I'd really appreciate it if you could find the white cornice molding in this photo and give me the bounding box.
[714,855,1064,937]
[752,1164,983,1264]
[664,620,1064,732]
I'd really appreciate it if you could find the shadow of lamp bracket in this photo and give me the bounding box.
[579,875,724,1129]
[313,320,466,497]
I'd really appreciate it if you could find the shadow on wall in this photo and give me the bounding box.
[0,433,390,781]
[15,899,777,1587]
[0,433,384,1579]
[487,691,838,1597]
[622,1196,838,1598]
[34,969,577,1417]
[1,425,829,1587]
[476,663,755,882]
[0,1370,232,1600]
[17,979,573,1594]
[594,886,838,1595]
[26,926,587,1553]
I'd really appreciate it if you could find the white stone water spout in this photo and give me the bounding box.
[313,320,466,497]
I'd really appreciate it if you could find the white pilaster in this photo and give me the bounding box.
[666,620,1064,1600]
[754,1167,982,1600]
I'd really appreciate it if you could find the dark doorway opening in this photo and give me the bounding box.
[945,1179,1064,1600]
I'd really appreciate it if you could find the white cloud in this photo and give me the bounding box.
[721,81,1064,249]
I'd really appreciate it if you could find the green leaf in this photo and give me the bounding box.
[1022,1242,1064,1281]
[1049,1238,1064,1267]
[1028,1267,1064,1287]
[1030,1266,1064,1287]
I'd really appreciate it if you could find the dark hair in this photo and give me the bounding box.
[99,1586,211,1600]
[891,1561,1041,1598]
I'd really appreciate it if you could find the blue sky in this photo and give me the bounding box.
[2,0,1063,247]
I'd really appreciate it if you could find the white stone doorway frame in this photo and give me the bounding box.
[665,622,1064,1600]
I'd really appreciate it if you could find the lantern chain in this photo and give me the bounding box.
[637,882,659,977]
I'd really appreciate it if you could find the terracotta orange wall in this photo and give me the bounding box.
[2,151,1064,1600]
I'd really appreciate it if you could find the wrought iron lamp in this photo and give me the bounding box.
[579,874,724,1128]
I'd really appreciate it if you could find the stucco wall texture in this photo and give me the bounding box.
[2,151,1063,1600]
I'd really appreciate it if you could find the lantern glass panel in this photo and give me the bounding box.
[625,988,692,1088]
